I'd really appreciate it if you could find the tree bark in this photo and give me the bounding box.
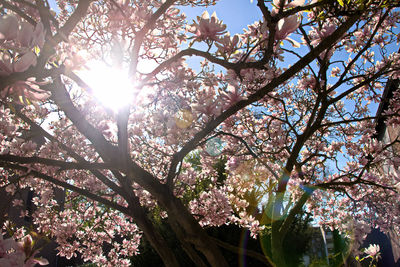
[0,187,14,227]
[126,193,180,267]
[168,218,208,267]
[138,219,180,267]
[158,189,229,267]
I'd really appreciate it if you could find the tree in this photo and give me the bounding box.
[0,0,400,266]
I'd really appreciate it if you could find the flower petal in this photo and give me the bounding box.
[18,22,34,47]
[273,0,285,8]
[0,54,13,75]
[33,22,46,48]
[14,52,37,73]
[34,257,50,265]
[276,15,300,40]
[0,15,19,40]
[201,10,210,20]
[286,0,305,8]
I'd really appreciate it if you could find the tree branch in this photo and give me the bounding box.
[0,0,36,25]
[38,0,93,66]
[0,162,130,214]
[11,105,125,197]
[0,154,117,171]
[48,76,120,162]
[168,12,362,186]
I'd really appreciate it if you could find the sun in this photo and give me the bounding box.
[79,61,134,111]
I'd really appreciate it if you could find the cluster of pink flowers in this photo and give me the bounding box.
[0,14,49,103]
[0,233,48,267]
[365,244,381,259]
[267,0,304,42]
[188,11,227,42]
[189,187,232,227]
[31,199,141,266]
[215,34,239,55]
[0,15,45,54]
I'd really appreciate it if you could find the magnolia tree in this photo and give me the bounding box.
[1,0,400,266]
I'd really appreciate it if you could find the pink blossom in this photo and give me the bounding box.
[14,52,37,73]
[0,234,48,267]
[0,52,37,76]
[192,100,221,116]
[0,15,18,41]
[395,182,400,193]
[215,34,239,55]
[189,11,227,41]
[275,15,301,40]
[0,14,46,80]
[269,0,304,41]
[273,0,305,9]
[0,15,45,51]
[309,24,336,47]
[221,84,245,108]
[17,22,45,49]
[12,199,24,207]
[189,188,232,227]
[364,244,380,258]
[1,78,51,103]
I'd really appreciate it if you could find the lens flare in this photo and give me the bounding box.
[175,109,194,129]
[205,137,225,156]
[79,61,134,111]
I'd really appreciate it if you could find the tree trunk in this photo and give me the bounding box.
[159,189,229,267]
[135,216,180,267]
[126,166,229,266]
[271,220,286,267]
[127,194,180,267]
[168,218,208,267]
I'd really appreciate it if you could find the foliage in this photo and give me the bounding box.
[261,210,313,267]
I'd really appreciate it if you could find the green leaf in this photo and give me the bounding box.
[337,0,344,7]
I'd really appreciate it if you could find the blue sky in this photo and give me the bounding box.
[48,0,58,11]
[181,0,261,34]
[48,0,262,34]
